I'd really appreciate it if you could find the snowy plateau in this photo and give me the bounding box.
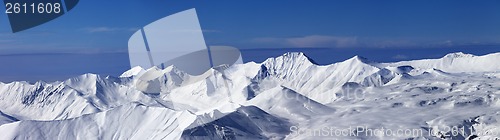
[0,52,500,140]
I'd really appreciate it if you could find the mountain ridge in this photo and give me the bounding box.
[0,51,499,139]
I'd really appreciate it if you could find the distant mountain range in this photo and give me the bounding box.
[1,52,499,139]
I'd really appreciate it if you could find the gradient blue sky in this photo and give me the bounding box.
[0,0,499,82]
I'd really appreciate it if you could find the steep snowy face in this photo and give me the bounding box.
[134,66,194,94]
[381,52,500,73]
[0,81,100,120]
[130,65,253,114]
[182,106,292,140]
[120,66,146,78]
[244,86,335,122]
[0,103,197,140]
[258,52,316,80]
[0,74,158,121]
[256,53,380,104]
[361,66,415,87]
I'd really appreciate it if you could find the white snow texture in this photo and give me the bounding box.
[0,52,500,140]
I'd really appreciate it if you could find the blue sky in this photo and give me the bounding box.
[0,0,499,82]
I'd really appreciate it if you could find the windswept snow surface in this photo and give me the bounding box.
[0,103,197,139]
[0,52,499,139]
[379,52,500,73]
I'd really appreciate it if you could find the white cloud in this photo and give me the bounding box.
[82,27,220,34]
[82,27,138,33]
[252,37,282,43]
[432,40,453,47]
[251,35,499,48]
[392,54,409,60]
[253,35,358,48]
[286,35,357,48]
[368,40,418,48]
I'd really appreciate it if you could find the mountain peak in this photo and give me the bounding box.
[349,55,367,61]
[264,52,317,65]
[120,66,146,78]
[344,55,373,65]
[443,52,475,58]
[280,52,307,60]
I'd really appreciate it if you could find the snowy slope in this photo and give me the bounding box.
[245,86,335,122]
[0,51,499,139]
[0,103,197,140]
[380,52,500,73]
[286,70,500,139]
[182,106,292,140]
[119,66,146,78]
[0,74,158,121]
[256,52,380,104]
[361,66,414,87]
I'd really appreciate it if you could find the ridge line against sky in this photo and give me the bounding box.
[0,0,499,83]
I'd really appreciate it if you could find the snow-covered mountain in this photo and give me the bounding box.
[255,52,380,104]
[379,52,500,73]
[0,52,499,139]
